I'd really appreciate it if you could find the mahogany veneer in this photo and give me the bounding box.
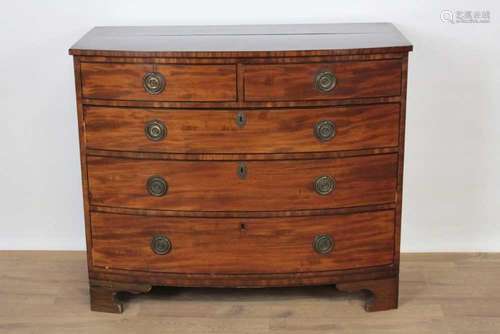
[85,104,400,154]
[81,63,237,101]
[87,154,398,211]
[243,60,402,101]
[69,23,412,313]
[91,211,395,274]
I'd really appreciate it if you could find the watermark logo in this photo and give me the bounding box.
[441,10,490,23]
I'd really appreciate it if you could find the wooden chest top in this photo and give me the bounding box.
[69,23,412,57]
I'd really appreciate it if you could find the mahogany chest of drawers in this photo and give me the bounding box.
[69,23,412,313]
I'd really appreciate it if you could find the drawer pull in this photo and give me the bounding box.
[313,234,334,254]
[235,111,247,128]
[143,72,166,95]
[314,175,335,196]
[315,71,336,92]
[151,235,172,255]
[237,162,248,179]
[145,120,167,141]
[147,176,168,197]
[314,120,336,142]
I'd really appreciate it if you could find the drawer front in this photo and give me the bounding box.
[85,104,400,154]
[244,60,402,101]
[87,154,397,211]
[81,63,237,102]
[91,210,395,274]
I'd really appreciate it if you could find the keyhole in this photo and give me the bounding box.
[237,162,247,179]
[236,112,246,128]
[240,223,247,231]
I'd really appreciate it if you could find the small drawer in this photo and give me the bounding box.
[244,60,402,101]
[81,63,237,102]
[91,210,395,274]
[87,154,398,212]
[84,104,400,154]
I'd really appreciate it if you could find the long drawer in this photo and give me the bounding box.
[91,210,395,274]
[87,154,398,211]
[244,60,402,101]
[85,104,400,154]
[81,63,237,102]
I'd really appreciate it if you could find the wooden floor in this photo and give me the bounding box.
[1,252,499,333]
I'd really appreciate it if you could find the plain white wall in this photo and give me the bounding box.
[0,0,499,251]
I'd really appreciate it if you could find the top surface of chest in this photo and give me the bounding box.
[69,23,412,57]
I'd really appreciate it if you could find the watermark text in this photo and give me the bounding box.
[441,10,490,24]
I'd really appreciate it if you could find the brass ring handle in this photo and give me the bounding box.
[151,235,172,255]
[145,120,167,141]
[143,72,166,95]
[314,120,336,142]
[314,175,335,196]
[313,234,334,254]
[146,176,168,197]
[315,71,336,92]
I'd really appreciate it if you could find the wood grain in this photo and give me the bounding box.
[86,147,399,162]
[72,57,94,270]
[68,23,412,58]
[89,203,396,218]
[87,154,398,211]
[84,104,400,154]
[81,95,402,110]
[90,263,396,288]
[81,63,237,101]
[89,280,152,313]
[394,55,409,265]
[337,276,399,311]
[76,53,407,64]
[244,60,402,101]
[90,210,395,274]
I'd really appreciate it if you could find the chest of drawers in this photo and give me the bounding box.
[69,23,412,313]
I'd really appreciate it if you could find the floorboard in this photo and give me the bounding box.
[1,252,499,333]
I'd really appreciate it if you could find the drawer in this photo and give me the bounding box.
[81,63,237,102]
[87,154,397,211]
[85,104,400,154]
[91,210,395,274]
[244,60,402,101]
